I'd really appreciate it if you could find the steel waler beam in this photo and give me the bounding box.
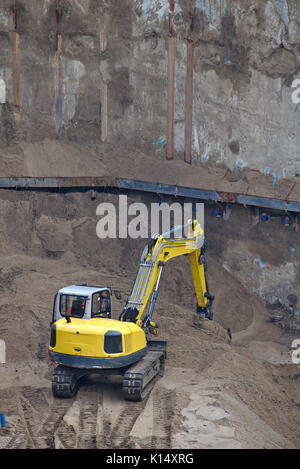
[0,177,300,213]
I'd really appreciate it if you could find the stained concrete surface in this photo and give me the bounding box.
[0,0,299,179]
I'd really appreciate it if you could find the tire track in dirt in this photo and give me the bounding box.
[12,381,176,449]
[50,381,121,449]
[98,382,125,448]
[108,397,150,449]
[150,387,174,448]
[5,434,25,449]
[36,390,74,448]
[16,388,43,448]
[2,388,50,448]
[76,383,100,449]
[51,380,152,449]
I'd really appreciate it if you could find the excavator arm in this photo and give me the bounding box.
[119,220,214,333]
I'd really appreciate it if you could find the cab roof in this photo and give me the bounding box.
[58,285,109,297]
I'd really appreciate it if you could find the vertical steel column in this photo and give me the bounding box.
[100,32,108,142]
[54,1,63,133]
[11,6,20,108]
[184,0,195,164]
[55,33,62,133]
[166,0,175,160]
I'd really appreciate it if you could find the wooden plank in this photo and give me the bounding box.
[55,33,63,133]
[55,33,62,96]
[184,39,194,164]
[11,32,20,108]
[100,32,108,53]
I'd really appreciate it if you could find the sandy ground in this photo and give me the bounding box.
[0,191,299,449]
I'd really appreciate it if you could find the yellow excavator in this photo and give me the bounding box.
[48,219,214,400]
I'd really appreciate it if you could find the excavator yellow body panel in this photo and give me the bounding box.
[49,318,147,368]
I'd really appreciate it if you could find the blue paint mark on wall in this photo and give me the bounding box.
[157,136,166,150]
[273,170,279,187]
[201,150,209,162]
[265,167,270,177]
[273,0,289,25]
[236,160,244,169]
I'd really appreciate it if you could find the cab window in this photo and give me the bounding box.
[60,295,86,318]
[92,291,111,318]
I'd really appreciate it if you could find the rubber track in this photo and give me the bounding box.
[52,365,80,398]
[122,351,164,401]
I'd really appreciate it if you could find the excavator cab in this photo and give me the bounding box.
[51,285,113,324]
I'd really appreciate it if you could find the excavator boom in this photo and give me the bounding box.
[120,220,214,331]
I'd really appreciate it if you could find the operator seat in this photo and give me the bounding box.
[71,300,84,317]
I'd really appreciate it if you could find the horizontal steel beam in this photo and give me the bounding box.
[116,179,300,212]
[237,194,300,213]
[116,178,222,202]
[0,177,300,213]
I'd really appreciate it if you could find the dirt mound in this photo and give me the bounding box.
[191,314,231,344]
[0,190,299,449]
